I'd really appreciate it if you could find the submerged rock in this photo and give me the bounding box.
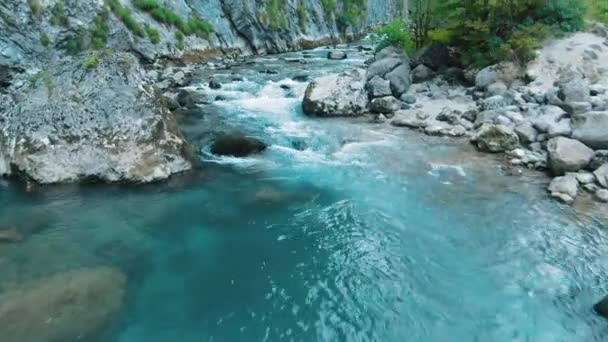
[0,267,126,342]
[0,53,193,184]
[0,228,22,243]
[209,78,222,89]
[547,137,595,176]
[302,69,368,117]
[327,51,347,60]
[210,132,267,157]
[594,295,608,319]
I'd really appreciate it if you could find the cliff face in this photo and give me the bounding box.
[0,0,405,69]
[0,0,404,183]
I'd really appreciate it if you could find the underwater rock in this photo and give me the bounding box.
[0,267,126,342]
[594,295,608,319]
[210,132,267,157]
[0,228,22,243]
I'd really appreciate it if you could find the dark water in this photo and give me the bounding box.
[0,46,607,341]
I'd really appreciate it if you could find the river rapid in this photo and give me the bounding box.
[0,44,607,341]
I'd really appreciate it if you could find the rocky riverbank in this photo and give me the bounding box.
[302,23,608,206]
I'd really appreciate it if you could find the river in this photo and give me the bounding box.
[0,44,607,341]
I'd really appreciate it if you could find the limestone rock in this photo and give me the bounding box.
[547,137,595,176]
[412,65,434,83]
[302,69,368,117]
[473,124,520,152]
[365,76,392,99]
[548,175,579,202]
[370,96,400,114]
[385,64,412,97]
[0,53,193,184]
[572,111,608,149]
[594,164,608,188]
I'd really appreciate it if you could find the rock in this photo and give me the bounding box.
[391,118,428,128]
[416,111,431,120]
[170,71,191,87]
[385,64,412,97]
[594,164,608,188]
[162,96,180,111]
[571,111,608,149]
[436,107,461,125]
[365,76,392,99]
[487,82,508,97]
[595,189,608,202]
[327,51,347,60]
[473,124,520,153]
[209,78,222,89]
[0,53,193,184]
[0,228,21,243]
[462,110,478,122]
[443,67,466,84]
[0,267,126,342]
[177,89,209,108]
[412,65,434,83]
[546,137,595,176]
[548,174,579,200]
[210,132,267,157]
[556,70,590,103]
[547,119,572,138]
[590,151,608,170]
[401,94,416,104]
[591,22,608,38]
[413,43,453,71]
[302,69,368,117]
[479,95,509,111]
[575,171,596,184]
[367,58,403,79]
[476,65,500,89]
[292,75,309,82]
[370,96,400,114]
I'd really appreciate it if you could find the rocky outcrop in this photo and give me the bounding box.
[0,267,126,342]
[0,53,193,183]
[302,68,368,116]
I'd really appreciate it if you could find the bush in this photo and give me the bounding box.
[106,0,146,37]
[145,24,161,44]
[297,1,307,31]
[371,19,415,55]
[337,0,367,31]
[175,30,185,49]
[90,9,110,49]
[537,0,586,32]
[50,0,69,27]
[28,0,42,17]
[40,32,50,46]
[133,0,214,37]
[322,0,337,14]
[82,52,101,69]
[64,32,85,55]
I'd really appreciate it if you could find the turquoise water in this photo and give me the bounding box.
[1,46,608,341]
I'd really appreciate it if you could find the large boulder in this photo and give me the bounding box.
[210,132,266,157]
[327,51,347,60]
[385,64,411,97]
[546,137,595,176]
[365,76,392,99]
[548,174,579,203]
[370,96,400,114]
[411,64,434,83]
[302,69,368,117]
[0,267,126,342]
[556,70,590,104]
[413,42,453,71]
[176,89,210,108]
[595,164,608,188]
[473,124,520,152]
[0,53,193,184]
[571,111,608,149]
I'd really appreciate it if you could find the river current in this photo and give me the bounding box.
[0,45,607,341]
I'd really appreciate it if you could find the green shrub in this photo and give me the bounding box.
[133,0,214,37]
[371,19,415,54]
[337,0,367,31]
[321,0,337,14]
[40,32,50,46]
[64,32,85,54]
[175,30,185,49]
[537,0,586,32]
[90,9,111,49]
[82,52,102,69]
[145,24,161,44]
[50,0,69,27]
[30,71,53,97]
[297,0,307,31]
[106,0,146,37]
[28,0,42,17]
[183,18,214,37]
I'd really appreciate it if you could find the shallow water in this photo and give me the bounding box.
[1,45,608,341]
